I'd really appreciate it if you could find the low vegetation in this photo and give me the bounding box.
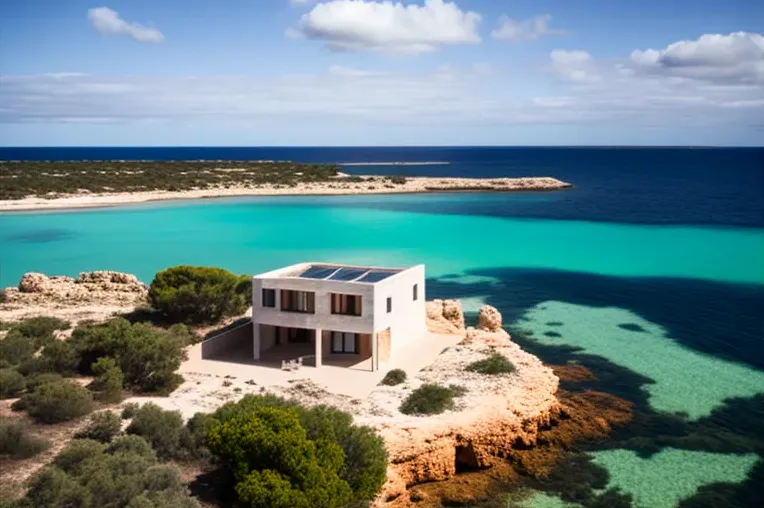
[148,265,251,323]
[379,368,407,386]
[399,383,468,416]
[20,380,94,424]
[75,411,122,443]
[19,436,199,508]
[0,418,49,459]
[0,160,341,200]
[126,403,190,461]
[0,368,26,399]
[466,352,517,375]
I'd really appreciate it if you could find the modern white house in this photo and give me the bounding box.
[250,262,426,372]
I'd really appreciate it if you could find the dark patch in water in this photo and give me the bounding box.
[6,229,74,244]
[618,323,647,333]
[546,321,564,327]
[544,331,562,338]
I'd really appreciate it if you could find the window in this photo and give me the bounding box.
[386,297,392,313]
[331,294,362,316]
[413,284,418,301]
[331,331,358,354]
[280,290,315,313]
[262,288,275,308]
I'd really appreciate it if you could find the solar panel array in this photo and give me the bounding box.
[296,265,398,283]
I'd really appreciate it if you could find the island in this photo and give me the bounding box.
[0,160,572,212]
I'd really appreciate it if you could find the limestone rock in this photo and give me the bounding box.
[426,299,465,334]
[477,305,502,332]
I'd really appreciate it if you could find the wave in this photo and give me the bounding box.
[338,161,450,166]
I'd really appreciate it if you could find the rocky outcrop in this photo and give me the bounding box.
[425,299,465,334]
[477,305,502,332]
[1,271,148,324]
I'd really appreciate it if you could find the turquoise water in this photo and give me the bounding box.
[1,194,763,507]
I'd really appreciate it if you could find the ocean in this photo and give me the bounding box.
[1,146,763,507]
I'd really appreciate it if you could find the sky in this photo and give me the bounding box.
[0,0,763,146]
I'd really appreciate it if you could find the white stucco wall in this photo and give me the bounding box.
[372,264,426,354]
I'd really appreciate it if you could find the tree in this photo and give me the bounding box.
[39,340,79,375]
[148,266,251,323]
[207,407,353,508]
[23,380,94,423]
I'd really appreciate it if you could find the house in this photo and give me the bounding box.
[251,262,426,372]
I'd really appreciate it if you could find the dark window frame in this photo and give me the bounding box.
[386,297,392,313]
[413,284,418,301]
[280,289,316,314]
[330,331,360,354]
[262,288,276,308]
[331,293,363,316]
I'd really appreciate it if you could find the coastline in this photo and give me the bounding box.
[0,175,571,212]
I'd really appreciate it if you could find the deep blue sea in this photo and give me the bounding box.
[1,146,763,507]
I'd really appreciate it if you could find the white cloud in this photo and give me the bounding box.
[550,49,600,83]
[631,32,764,84]
[88,7,164,43]
[491,14,566,41]
[293,0,481,53]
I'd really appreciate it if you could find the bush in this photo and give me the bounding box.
[0,369,26,399]
[208,406,353,508]
[24,372,64,392]
[70,318,186,393]
[126,403,187,460]
[389,176,408,185]
[75,411,122,443]
[399,384,466,416]
[89,357,124,402]
[0,418,49,459]
[13,316,70,343]
[0,330,35,367]
[24,380,94,423]
[121,403,139,419]
[379,369,407,386]
[22,433,198,508]
[148,266,251,323]
[211,395,387,503]
[466,352,516,375]
[39,340,79,375]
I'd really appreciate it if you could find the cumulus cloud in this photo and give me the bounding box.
[293,0,481,53]
[550,50,600,83]
[88,7,164,43]
[491,14,566,41]
[631,32,764,84]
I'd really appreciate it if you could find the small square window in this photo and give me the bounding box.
[262,288,275,308]
[386,297,392,313]
[413,284,418,301]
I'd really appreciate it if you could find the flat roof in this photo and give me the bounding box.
[279,263,404,284]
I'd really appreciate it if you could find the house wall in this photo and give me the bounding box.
[372,264,426,354]
[201,322,253,359]
[260,324,277,351]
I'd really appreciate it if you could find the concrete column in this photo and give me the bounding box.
[315,328,322,368]
[253,323,260,361]
[371,330,378,372]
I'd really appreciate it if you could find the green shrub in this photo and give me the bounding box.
[53,439,105,474]
[389,176,408,185]
[0,369,26,399]
[24,380,94,423]
[466,352,516,375]
[24,467,91,507]
[208,406,353,508]
[106,434,157,459]
[148,266,251,323]
[0,418,49,459]
[13,316,70,343]
[211,395,387,502]
[89,357,124,402]
[39,340,79,375]
[75,411,122,443]
[126,403,187,460]
[24,372,64,392]
[121,403,139,419]
[0,330,35,367]
[70,318,186,393]
[379,368,407,386]
[399,384,466,416]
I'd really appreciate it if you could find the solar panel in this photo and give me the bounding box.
[328,268,368,281]
[299,265,340,279]
[356,270,396,283]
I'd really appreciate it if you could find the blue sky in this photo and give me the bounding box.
[1,0,762,146]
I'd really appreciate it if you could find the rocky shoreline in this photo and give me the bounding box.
[0,175,572,212]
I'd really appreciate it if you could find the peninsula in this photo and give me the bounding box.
[0,160,571,212]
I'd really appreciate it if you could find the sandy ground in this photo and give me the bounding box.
[0,176,572,212]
